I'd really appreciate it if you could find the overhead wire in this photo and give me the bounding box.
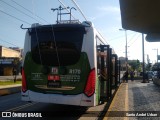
[127,32,138,45]
[31,0,42,65]
[108,32,135,42]
[0,37,19,47]
[0,9,31,25]
[71,0,87,21]
[48,0,61,66]
[128,34,141,47]
[0,0,43,24]
[10,0,48,24]
[115,33,141,58]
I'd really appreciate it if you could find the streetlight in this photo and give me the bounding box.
[119,29,128,71]
[152,48,158,63]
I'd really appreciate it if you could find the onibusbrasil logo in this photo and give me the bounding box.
[1,112,42,118]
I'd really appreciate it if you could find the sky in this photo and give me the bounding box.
[0,0,160,63]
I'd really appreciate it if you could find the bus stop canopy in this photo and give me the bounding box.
[119,0,160,42]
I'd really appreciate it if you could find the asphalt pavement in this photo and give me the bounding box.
[0,78,160,120]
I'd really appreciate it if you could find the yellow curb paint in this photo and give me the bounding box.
[103,84,122,120]
[124,83,128,120]
[103,83,129,120]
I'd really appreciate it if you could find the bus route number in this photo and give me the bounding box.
[69,69,81,74]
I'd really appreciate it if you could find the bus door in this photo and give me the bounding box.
[97,45,111,102]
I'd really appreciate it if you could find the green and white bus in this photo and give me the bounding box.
[21,21,118,106]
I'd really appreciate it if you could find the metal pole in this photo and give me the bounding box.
[142,33,145,83]
[125,30,128,71]
[70,7,76,22]
[59,6,62,21]
[157,49,158,63]
[70,9,71,21]
[119,29,128,72]
[119,60,121,84]
[57,10,59,24]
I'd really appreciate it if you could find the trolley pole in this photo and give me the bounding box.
[51,6,76,24]
[70,7,76,21]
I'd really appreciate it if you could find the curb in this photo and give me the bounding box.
[0,86,21,96]
[103,83,128,120]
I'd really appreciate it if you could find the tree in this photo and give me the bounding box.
[128,59,141,71]
[146,63,152,71]
[152,63,160,71]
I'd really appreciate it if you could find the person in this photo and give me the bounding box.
[123,71,129,83]
[145,72,149,83]
[130,71,134,81]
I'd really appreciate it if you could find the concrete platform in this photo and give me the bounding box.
[104,83,128,120]
[0,84,21,96]
[103,80,160,120]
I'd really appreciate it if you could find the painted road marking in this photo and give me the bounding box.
[5,102,37,112]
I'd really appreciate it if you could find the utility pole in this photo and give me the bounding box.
[157,49,159,63]
[119,29,128,72]
[125,30,128,71]
[142,33,146,83]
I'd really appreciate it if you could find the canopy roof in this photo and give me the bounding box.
[119,0,160,41]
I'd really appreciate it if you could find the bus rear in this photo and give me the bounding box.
[21,23,96,106]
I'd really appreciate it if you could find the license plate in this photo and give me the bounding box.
[47,75,61,88]
[47,81,61,88]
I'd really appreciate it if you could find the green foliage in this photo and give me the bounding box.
[152,63,160,71]
[128,59,141,71]
[146,63,152,71]
[0,80,21,86]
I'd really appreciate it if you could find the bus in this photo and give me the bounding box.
[21,21,119,106]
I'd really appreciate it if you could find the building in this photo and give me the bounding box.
[0,46,22,76]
